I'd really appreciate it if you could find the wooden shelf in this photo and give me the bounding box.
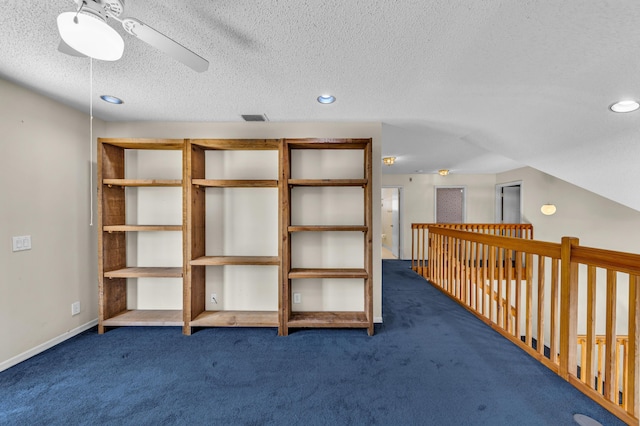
[190,311,279,327]
[288,312,369,328]
[288,179,367,187]
[103,225,182,232]
[288,268,368,279]
[103,179,182,187]
[104,267,183,278]
[192,179,278,188]
[102,310,183,326]
[191,256,279,266]
[99,138,184,150]
[189,139,281,150]
[286,139,371,149]
[288,225,367,232]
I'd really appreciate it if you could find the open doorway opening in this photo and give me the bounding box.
[496,181,522,223]
[381,187,401,259]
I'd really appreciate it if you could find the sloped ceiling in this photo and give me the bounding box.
[1,1,639,211]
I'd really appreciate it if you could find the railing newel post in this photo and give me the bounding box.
[559,236,579,380]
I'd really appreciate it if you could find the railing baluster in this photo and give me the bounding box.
[524,252,532,347]
[506,248,513,335]
[597,341,604,392]
[471,242,477,310]
[411,225,415,271]
[615,339,621,405]
[537,255,545,356]
[482,244,488,317]
[586,266,596,389]
[489,245,496,324]
[604,270,617,403]
[448,236,454,294]
[580,337,586,383]
[551,258,559,364]
[457,239,463,301]
[498,247,504,329]
[628,275,639,416]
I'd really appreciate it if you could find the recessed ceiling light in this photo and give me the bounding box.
[100,95,124,104]
[438,169,450,176]
[610,100,639,113]
[317,95,336,104]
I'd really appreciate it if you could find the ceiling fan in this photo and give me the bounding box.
[57,0,209,72]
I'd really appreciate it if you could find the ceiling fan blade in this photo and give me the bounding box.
[122,18,209,72]
[58,39,86,57]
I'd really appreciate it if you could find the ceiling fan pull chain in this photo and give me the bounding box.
[73,1,86,23]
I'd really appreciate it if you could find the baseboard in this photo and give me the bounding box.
[374,316,383,323]
[0,319,98,373]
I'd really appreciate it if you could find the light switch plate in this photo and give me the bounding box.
[12,235,31,252]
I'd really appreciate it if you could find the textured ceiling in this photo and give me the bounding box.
[1,1,640,211]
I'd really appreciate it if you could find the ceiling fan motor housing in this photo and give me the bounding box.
[73,0,125,19]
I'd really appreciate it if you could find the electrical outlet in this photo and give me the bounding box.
[12,235,31,252]
[210,293,218,304]
[71,301,80,316]
[293,293,301,304]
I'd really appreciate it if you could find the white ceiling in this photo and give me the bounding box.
[2,1,640,211]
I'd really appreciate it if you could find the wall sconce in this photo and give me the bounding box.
[438,169,449,176]
[540,204,557,215]
[383,157,396,166]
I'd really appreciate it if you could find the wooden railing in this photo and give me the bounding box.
[577,335,630,406]
[411,223,534,277]
[421,226,639,425]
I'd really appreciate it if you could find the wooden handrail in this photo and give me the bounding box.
[411,223,534,276]
[419,226,639,425]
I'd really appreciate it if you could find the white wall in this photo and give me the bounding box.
[102,122,383,321]
[381,188,394,249]
[0,79,99,370]
[381,173,497,259]
[497,167,640,253]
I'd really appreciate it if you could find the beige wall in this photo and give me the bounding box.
[0,79,100,369]
[0,79,382,369]
[381,173,497,259]
[383,167,640,259]
[497,167,640,253]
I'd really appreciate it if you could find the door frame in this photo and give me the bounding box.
[495,180,523,223]
[381,185,403,259]
[434,186,466,223]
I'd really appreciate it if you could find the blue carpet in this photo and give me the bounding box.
[0,260,624,425]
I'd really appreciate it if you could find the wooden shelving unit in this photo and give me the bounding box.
[97,138,185,333]
[184,139,282,335]
[281,138,373,336]
[98,137,374,336]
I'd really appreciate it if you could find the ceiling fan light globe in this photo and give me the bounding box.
[57,12,124,61]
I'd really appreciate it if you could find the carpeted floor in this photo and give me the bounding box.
[0,260,625,425]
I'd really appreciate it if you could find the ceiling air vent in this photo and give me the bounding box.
[241,114,268,122]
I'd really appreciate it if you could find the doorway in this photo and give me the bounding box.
[435,186,466,223]
[381,187,401,259]
[496,182,522,223]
